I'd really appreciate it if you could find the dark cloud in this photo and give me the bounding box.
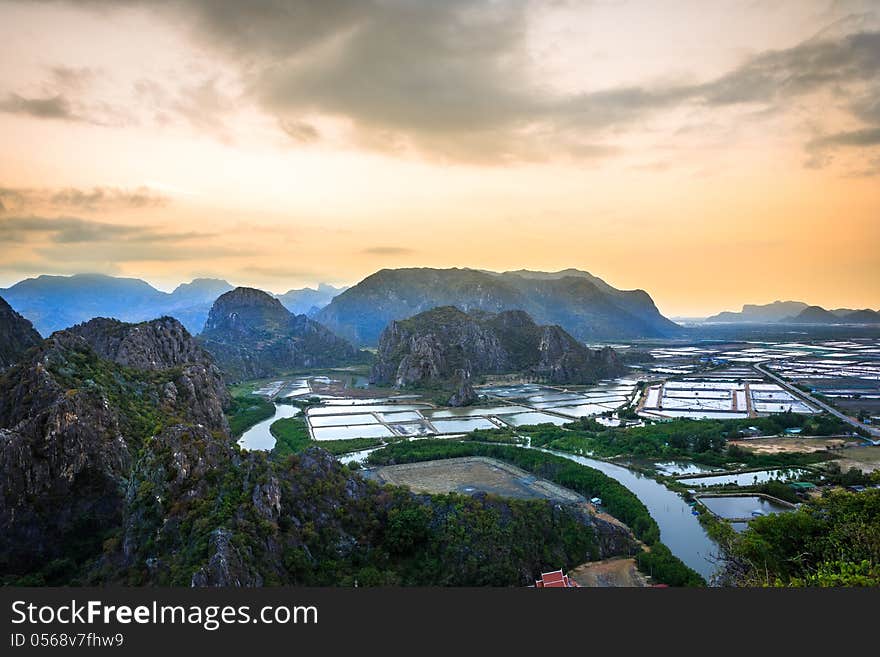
[0,215,211,244]
[50,66,99,92]
[0,185,170,213]
[0,93,77,120]
[361,246,416,256]
[15,2,880,165]
[278,118,319,143]
[35,241,249,263]
[808,127,880,148]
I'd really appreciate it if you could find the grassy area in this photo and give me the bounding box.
[367,439,705,587]
[270,415,312,457]
[270,416,386,458]
[519,414,846,468]
[226,393,275,438]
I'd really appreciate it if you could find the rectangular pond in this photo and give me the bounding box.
[312,424,396,441]
[430,418,498,433]
[309,413,379,427]
[679,469,808,487]
[496,412,570,427]
[699,495,794,520]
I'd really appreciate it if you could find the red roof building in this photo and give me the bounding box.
[533,569,579,588]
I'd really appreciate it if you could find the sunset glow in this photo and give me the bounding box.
[1,0,878,316]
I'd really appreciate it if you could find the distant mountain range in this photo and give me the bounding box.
[371,306,625,404]
[705,301,880,325]
[198,287,366,381]
[276,284,348,316]
[0,274,346,336]
[317,267,680,346]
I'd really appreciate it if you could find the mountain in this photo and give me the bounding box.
[371,306,625,400]
[164,278,235,332]
[0,295,41,371]
[0,320,634,584]
[704,300,810,323]
[784,305,844,324]
[840,309,880,324]
[276,283,347,316]
[0,274,234,335]
[0,318,232,579]
[316,268,680,346]
[198,287,363,381]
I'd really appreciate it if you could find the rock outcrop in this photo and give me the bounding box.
[371,306,625,390]
[317,267,680,346]
[68,316,230,430]
[0,321,231,578]
[199,287,364,382]
[0,295,41,371]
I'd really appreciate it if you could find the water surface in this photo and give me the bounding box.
[238,403,300,451]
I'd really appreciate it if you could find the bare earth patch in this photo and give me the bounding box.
[365,456,585,502]
[729,437,846,455]
[833,446,880,473]
[569,557,649,587]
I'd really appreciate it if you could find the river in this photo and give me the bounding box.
[536,448,719,580]
[342,442,720,580]
[238,403,300,451]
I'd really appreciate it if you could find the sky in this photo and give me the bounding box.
[0,0,878,317]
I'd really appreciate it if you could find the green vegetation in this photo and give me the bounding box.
[518,414,845,468]
[119,443,606,586]
[719,489,880,586]
[270,415,312,457]
[42,340,184,447]
[461,427,525,444]
[367,439,705,586]
[270,415,384,458]
[226,393,275,437]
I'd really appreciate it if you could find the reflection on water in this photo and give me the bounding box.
[238,403,299,451]
[534,448,719,580]
[679,469,807,487]
[700,495,794,519]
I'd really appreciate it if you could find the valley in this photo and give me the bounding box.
[1,270,877,589]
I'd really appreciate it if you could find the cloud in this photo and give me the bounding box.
[133,77,237,140]
[0,93,78,120]
[0,185,170,214]
[278,118,320,143]
[0,215,212,244]
[13,2,880,165]
[361,246,416,256]
[808,127,880,149]
[35,241,249,263]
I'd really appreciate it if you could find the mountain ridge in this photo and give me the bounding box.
[317,267,679,346]
[198,287,365,381]
[371,305,626,398]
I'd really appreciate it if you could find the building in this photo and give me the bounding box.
[533,569,580,588]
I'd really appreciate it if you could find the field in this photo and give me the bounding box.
[569,557,649,587]
[833,446,880,473]
[728,436,848,454]
[366,456,585,503]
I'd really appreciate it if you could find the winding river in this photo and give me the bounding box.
[238,403,299,451]
[342,443,720,580]
[536,448,719,580]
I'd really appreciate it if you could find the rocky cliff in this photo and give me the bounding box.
[67,316,231,430]
[0,295,41,371]
[317,267,680,346]
[371,306,625,393]
[199,287,364,381]
[0,319,232,580]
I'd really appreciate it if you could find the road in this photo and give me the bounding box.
[754,363,880,441]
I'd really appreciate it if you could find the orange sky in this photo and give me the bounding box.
[0,0,878,316]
